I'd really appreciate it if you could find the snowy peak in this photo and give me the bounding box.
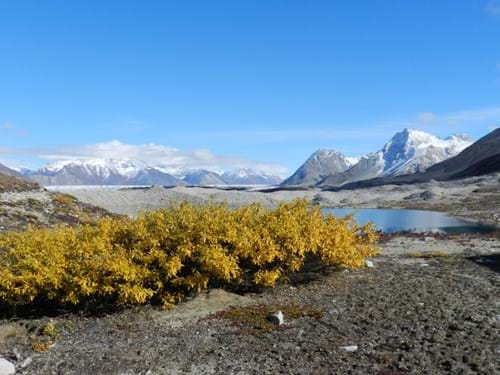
[345,156,361,167]
[221,168,282,185]
[310,149,344,161]
[25,159,282,186]
[281,149,354,186]
[41,158,147,178]
[381,128,472,176]
[30,158,183,186]
[446,133,471,142]
[287,128,473,187]
[182,169,227,185]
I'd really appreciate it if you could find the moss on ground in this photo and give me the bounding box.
[212,304,323,333]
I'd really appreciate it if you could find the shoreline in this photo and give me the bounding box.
[48,172,500,226]
[0,174,498,374]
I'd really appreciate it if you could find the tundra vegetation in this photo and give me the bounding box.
[0,199,378,313]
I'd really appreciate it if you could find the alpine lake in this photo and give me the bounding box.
[322,208,498,234]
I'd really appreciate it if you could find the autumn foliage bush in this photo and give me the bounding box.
[0,199,379,310]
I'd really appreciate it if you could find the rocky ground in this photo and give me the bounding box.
[0,189,118,232]
[0,174,499,374]
[52,173,500,225]
[0,235,499,375]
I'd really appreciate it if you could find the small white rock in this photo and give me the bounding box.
[267,311,284,325]
[19,357,32,369]
[365,260,374,268]
[339,345,358,352]
[0,358,15,375]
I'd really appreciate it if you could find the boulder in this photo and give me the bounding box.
[0,358,15,375]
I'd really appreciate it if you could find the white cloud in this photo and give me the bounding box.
[1,140,288,176]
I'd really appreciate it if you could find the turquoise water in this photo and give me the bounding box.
[322,208,498,234]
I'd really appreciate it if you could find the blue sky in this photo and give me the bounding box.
[1,0,499,176]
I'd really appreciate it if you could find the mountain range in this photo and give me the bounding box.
[282,129,473,187]
[5,128,498,188]
[328,127,500,190]
[20,160,283,186]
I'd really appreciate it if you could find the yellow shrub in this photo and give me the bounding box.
[0,199,379,310]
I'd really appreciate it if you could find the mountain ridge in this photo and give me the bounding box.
[319,129,471,186]
[280,149,355,186]
[321,127,500,190]
[21,159,282,186]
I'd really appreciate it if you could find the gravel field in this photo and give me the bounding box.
[0,236,499,375]
[52,173,500,225]
[1,174,499,374]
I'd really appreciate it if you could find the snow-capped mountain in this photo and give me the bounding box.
[280,150,357,186]
[182,169,227,185]
[221,168,283,185]
[334,127,500,189]
[318,129,472,186]
[28,159,185,186]
[0,163,26,179]
[24,159,282,186]
[41,159,147,177]
[380,129,471,176]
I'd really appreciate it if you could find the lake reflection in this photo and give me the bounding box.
[322,208,497,234]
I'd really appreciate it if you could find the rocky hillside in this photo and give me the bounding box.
[281,150,355,186]
[0,170,39,193]
[0,172,116,232]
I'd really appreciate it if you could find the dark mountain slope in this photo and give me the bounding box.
[322,128,500,190]
[281,150,352,186]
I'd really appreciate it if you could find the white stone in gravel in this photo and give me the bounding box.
[0,358,15,375]
[267,311,284,325]
[339,345,358,352]
[365,260,374,268]
[18,357,32,369]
